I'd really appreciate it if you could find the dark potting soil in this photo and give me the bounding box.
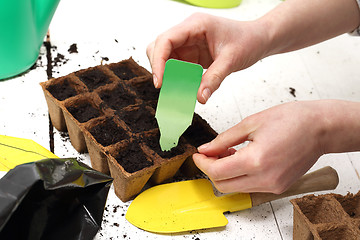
[115,142,153,173]
[183,120,216,147]
[99,84,136,110]
[289,87,296,97]
[68,43,78,54]
[89,118,128,147]
[120,106,157,133]
[76,69,111,91]
[67,101,102,123]
[47,78,78,101]
[130,80,160,101]
[53,53,68,67]
[109,63,138,80]
[147,100,158,110]
[143,132,185,158]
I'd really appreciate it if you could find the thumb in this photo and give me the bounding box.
[197,53,234,104]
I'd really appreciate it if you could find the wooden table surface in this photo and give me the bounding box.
[1,0,360,239]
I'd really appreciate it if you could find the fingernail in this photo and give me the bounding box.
[202,88,211,102]
[198,142,210,151]
[153,74,158,88]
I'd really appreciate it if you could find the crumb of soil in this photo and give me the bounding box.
[68,43,78,53]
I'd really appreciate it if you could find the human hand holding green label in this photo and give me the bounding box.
[155,59,203,151]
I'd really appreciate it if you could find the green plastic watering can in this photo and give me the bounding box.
[0,0,60,80]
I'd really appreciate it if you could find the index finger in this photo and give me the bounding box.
[193,145,255,182]
[149,21,206,88]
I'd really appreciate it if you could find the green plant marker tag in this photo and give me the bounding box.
[156,59,203,151]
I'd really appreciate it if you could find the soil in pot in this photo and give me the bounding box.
[115,141,153,173]
[99,84,136,110]
[183,121,216,148]
[120,106,157,133]
[47,78,78,101]
[109,63,138,80]
[130,80,160,101]
[89,118,128,147]
[76,69,111,91]
[67,101,102,123]
[143,131,186,159]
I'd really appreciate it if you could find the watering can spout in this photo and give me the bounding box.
[34,0,61,43]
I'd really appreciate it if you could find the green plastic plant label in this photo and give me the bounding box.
[155,59,203,151]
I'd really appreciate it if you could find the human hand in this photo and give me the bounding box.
[193,101,331,194]
[146,13,269,104]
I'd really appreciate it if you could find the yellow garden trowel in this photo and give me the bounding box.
[0,135,57,172]
[155,59,203,151]
[126,166,339,233]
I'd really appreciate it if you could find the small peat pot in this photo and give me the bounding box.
[40,58,218,201]
[291,191,360,239]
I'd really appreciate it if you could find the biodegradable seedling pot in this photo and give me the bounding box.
[291,191,360,239]
[40,58,218,201]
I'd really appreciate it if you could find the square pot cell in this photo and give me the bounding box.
[47,78,78,101]
[130,79,160,101]
[66,100,102,123]
[114,141,153,173]
[120,106,157,133]
[108,62,139,80]
[335,193,360,219]
[88,118,128,147]
[183,115,217,147]
[76,68,111,91]
[296,196,344,224]
[99,83,136,110]
[142,131,186,159]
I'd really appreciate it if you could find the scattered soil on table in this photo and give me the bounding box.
[89,118,128,147]
[53,53,68,67]
[99,84,136,110]
[143,132,185,158]
[109,63,138,80]
[68,43,78,54]
[67,101,101,123]
[30,55,44,70]
[130,80,160,101]
[120,106,157,133]
[47,78,78,101]
[289,87,296,97]
[115,141,153,173]
[44,41,53,78]
[76,69,111,91]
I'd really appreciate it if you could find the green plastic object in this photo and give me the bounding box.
[155,59,203,151]
[0,0,60,80]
